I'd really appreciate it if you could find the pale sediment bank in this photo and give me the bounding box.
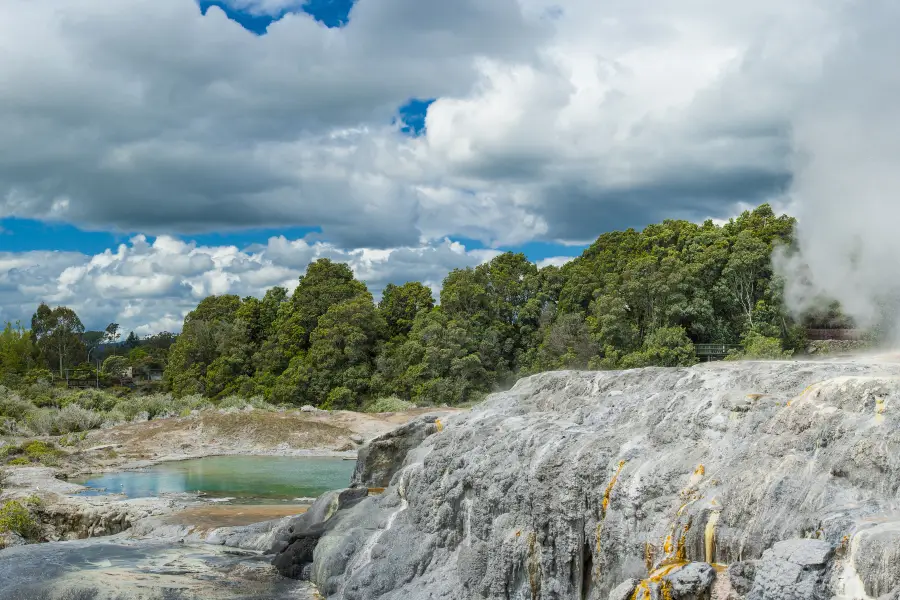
[164,503,311,529]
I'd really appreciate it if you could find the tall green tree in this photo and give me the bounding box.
[165,295,245,396]
[306,294,383,406]
[0,322,38,380]
[288,259,368,349]
[31,304,86,376]
[379,282,434,338]
[528,313,597,372]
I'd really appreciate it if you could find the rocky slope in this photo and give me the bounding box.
[301,356,900,600]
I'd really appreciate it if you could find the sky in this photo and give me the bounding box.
[0,0,867,334]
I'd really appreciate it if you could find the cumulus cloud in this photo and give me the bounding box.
[0,0,543,247]
[0,0,834,250]
[2,0,886,333]
[0,235,495,334]
[537,256,576,269]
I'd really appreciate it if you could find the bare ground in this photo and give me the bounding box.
[54,406,464,475]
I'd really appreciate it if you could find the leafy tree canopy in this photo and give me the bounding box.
[1,202,822,410]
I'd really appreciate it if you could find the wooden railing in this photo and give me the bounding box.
[695,344,738,357]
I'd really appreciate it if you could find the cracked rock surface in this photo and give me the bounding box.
[308,356,900,599]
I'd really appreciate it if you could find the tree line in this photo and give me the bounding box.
[1,203,826,408]
[161,203,807,408]
[0,309,175,388]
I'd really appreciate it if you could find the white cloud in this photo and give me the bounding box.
[0,235,494,334]
[0,0,840,250]
[0,0,889,330]
[537,256,577,269]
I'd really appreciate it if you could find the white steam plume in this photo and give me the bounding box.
[777,0,900,337]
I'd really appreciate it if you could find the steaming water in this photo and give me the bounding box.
[72,455,356,504]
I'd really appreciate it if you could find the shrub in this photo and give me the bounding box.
[66,389,119,413]
[0,390,32,421]
[217,395,274,412]
[7,457,30,466]
[23,381,59,408]
[58,431,88,447]
[726,331,793,361]
[141,395,177,420]
[23,369,53,385]
[110,394,177,422]
[23,494,43,508]
[54,405,104,433]
[22,440,59,460]
[0,444,22,458]
[23,409,55,436]
[102,408,129,427]
[620,326,697,369]
[0,500,40,539]
[20,406,102,436]
[365,396,415,413]
[322,387,354,410]
[216,395,250,411]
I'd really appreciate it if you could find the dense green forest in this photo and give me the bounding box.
[1,203,823,410]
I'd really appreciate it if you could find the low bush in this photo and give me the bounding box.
[23,408,56,436]
[322,387,355,410]
[0,499,40,539]
[0,390,32,421]
[22,440,56,458]
[217,395,274,412]
[58,431,88,447]
[55,405,104,433]
[365,396,415,413]
[0,440,62,467]
[0,444,21,458]
[726,331,793,361]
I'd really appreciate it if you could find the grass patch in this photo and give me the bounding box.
[0,440,62,466]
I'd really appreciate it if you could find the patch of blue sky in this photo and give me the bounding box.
[448,236,586,263]
[0,218,126,255]
[394,99,435,137]
[0,218,325,255]
[197,0,354,33]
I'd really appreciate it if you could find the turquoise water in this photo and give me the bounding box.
[72,455,357,504]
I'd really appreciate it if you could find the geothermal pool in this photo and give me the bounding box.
[72,455,357,504]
